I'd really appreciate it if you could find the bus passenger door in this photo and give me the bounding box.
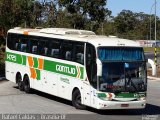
[83,43,97,107]
[83,79,91,106]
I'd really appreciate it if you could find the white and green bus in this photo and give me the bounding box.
[6,27,147,110]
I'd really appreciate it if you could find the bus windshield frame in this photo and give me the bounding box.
[97,47,147,93]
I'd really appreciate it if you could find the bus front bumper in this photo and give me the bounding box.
[96,100,146,110]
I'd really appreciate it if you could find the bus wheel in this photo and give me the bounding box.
[23,75,31,93]
[17,74,24,91]
[72,89,86,110]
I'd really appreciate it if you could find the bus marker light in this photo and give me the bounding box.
[23,31,29,35]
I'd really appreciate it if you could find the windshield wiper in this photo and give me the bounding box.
[130,80,138,92]
[125,76,139,92]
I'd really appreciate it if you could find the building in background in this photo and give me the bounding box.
[136,40,160,47]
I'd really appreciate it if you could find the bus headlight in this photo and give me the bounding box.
[138,97,146,101]
[97,93,113,101]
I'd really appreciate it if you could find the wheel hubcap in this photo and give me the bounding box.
[75,94,81,106]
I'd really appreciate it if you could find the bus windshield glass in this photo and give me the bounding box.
[98,47,144,61]
[98,47,147,93]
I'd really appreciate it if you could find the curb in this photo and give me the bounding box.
[148,76,160,81]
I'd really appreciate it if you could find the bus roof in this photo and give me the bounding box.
[8,27,141,47]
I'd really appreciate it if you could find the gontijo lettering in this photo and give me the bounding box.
[56,65,76,75]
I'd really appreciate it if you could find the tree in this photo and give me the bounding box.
[13,0,35,27]
[0,0,14,32]
[114,10,137,34]
[58,0,111,30]
[55,9,72,28]
[113,10,160,40]
[0,0,35,32]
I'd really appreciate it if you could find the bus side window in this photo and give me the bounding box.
[74,44,84,65]
[15,39,21,51]
[49,41,60,58]
[51,49,59,58]
[21,44,27,52]
[15,43,19,50]
[32,46,37,54]
[20,37,28,52]
[30,39,39,54]
[61,42,73,61]
[39,40,49,56]
[65,51,71,60]
[7,33,16,50]
[44,47,48,56]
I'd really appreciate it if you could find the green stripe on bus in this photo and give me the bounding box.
[97,93,107,98]
[6,52,22,64]
[114,93,146,98]
[36,69,40,80]
[43,60,79,78]
[22,55,26,65]
[80,67,84,79]
[6,52,84,79]
[33,57,38,68]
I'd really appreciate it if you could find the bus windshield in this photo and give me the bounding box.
[98,47,144,61]
[98,47,147,93]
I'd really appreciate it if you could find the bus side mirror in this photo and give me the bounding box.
[97,59,102,76]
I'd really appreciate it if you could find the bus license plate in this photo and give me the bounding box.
[121,104,129,107]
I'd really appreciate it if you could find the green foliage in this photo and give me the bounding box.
[0,45,5,62]
[0,36,5,45]
[114,10,160,40]
[0,0,35,30]
[114,10,137,33]
[58,0,111,29]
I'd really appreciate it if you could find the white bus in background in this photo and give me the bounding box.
[6,27,147,110]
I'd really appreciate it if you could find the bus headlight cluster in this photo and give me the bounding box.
[138,97,146,101]
[98,93,113,101]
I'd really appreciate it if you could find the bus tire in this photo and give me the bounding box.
[17,74,24,91]
[72,89,86,110]
[23,75,31,93]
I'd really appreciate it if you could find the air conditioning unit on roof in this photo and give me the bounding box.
[39,28,95,35]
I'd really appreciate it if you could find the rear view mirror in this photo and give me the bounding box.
[96,59,102,76]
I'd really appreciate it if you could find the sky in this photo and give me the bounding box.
[107,0,160,16]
